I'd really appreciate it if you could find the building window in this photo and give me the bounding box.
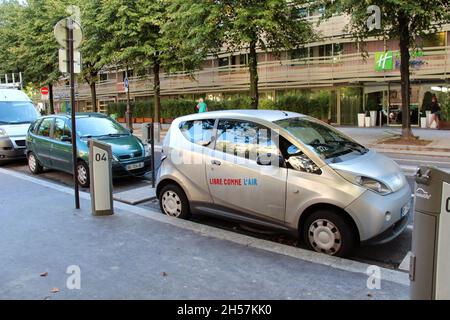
[420,32,446,48]
[218,56,230,68]
[122,70,134,80]
[99,73,108,82]
[290,47,309,60]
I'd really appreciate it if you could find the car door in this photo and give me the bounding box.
[175,118,217,204]
[50,118,73,172]
[206,119,287,222]
[32,117,54,167]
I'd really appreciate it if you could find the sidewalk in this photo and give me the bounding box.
[338,127,450,156]
[0,168,409,300]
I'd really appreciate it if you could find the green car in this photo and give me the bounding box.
[26,113,151,187]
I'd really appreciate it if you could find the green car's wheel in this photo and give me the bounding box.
[28,152,43,174]
[76,161,90,188]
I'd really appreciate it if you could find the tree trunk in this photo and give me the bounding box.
[48,83,54,114]
[153,59,161,126]
[249,39,259,109]
[125,66,132,130]
[398,13,414,140]
[90,81,97,113]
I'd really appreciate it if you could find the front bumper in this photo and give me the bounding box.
[346,182,412,242]
[112,156,151,177]
[362,212,410,245]
[0,136,27,161]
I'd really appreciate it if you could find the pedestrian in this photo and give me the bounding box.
[429,94,441,129]
[196,98,208,113]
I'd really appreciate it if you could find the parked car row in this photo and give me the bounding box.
[1,88,151,187]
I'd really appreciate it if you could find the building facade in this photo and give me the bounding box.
[53,13,450,126]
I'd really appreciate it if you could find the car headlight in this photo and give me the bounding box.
[144,146,150,157]
[0,128,8,137]
[336,170,392,195]
[356,176,392,195]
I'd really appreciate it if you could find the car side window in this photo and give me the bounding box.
[36,118,53,137]
[215,120,279,161]
[53,118,71,141]
[179,119,215,146]
[31,119,42,134]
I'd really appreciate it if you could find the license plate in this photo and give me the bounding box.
[126,162,144,171]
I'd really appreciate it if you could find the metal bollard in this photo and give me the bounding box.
[410,166,450,299]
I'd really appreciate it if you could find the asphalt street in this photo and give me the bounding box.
[2,150,449,271]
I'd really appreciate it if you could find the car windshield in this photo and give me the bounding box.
[274,117,368,159]
[76,116,129,138]
[0,101,39,124]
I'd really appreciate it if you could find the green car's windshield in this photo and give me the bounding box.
[274,117,368,159]
[0,101,39,124]
[76,116,129,138]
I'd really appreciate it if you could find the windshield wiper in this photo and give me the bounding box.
[331,141,369,154]
[98,133,129,138]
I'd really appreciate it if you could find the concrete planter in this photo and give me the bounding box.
[357,113,365,127]
[364,116,371,127]
[370,111,377,127]
[420,117,427,128]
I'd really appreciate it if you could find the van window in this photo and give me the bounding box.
[0,101,39,124]
[36,118,53,137]
[215,120,279,160]
[179,119,215,145]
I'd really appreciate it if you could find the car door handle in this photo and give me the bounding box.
[211,160,221,166]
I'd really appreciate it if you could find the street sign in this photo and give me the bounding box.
[40,87,49,95]
[54,18,83,49]
[58,48,81,73]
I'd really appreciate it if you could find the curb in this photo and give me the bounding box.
[0,167,410,287]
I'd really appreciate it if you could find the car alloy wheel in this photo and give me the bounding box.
[161,190,183,217]
[28,154,37,172]
[77,163,89,187]
[308,218,342,255]
[28,152,42,174]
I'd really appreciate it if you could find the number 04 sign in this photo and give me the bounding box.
[88,140,114,216]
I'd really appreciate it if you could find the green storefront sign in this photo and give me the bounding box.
[375,51,394,71]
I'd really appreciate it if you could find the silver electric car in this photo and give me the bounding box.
[156,110,411,256]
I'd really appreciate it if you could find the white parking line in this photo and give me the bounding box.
[398,251,412,272]
[393,158,450,165]
[0,167,411,286]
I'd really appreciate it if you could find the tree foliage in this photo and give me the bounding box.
[163,0,315,108]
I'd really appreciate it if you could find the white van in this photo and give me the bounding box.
[0,89,39,163]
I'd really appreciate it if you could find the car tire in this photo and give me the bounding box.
[76,161,90,188]
[28,152,43,174]
[302,209,356,257]
[159,184,190,219]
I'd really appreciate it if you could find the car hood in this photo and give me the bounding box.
[0,123,31,137]
[329,150,407,192]
[95,135,144,157]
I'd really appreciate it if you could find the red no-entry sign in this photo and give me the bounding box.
[40,87,49,95]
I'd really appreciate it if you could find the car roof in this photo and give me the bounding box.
[176,109,305,123]
[50,112,109,119]
[0,89,32,102]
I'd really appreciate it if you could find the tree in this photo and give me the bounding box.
[97,0,168,131]
[18,0,73,114]
[322,0,450,139]
[164,0,315,109]
[0,1,25,77]
[79,0,107,112]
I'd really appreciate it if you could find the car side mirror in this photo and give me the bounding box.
[256,153,285,167]
[128,128,134,134]
[61,135,72,143]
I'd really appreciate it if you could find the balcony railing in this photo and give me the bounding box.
[54,46,450,101]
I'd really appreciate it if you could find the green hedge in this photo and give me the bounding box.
[107,92,331,120]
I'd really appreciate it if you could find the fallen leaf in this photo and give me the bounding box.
[367,293,373,298]
[161,272,168,277]
[40,272,48,277]
[51,287,60,293]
